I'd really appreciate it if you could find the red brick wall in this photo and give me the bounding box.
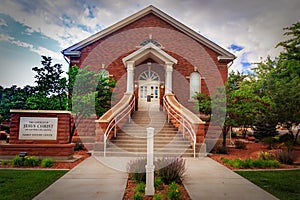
[69,13,230,113]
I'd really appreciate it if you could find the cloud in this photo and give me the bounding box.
[0,33,62,61]
[0,18,7,26]
[0,0,299,75]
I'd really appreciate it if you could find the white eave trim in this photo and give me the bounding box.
[62,5,235,61]
[218,55,237,62]
[62,51,81,57]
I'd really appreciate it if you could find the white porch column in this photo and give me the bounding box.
[165,62,173,94]
[126,61,135,93]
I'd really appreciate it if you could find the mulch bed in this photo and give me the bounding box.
[123,178,191,200]
[209,142,300,170]
[0,150,91,169]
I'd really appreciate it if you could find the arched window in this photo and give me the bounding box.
[190,72,201,99]
[139,70,160,81]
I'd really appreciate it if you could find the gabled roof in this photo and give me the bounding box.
[62,5,235,62]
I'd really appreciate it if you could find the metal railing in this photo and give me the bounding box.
[163,95,196,157]
[101,94,135,156]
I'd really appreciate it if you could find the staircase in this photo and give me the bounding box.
[103,111,196,157]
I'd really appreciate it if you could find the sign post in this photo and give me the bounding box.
[145,127,155,196]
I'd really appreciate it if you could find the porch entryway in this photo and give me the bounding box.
[138,70,160,111]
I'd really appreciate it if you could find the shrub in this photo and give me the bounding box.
[279,133,295,149]
[258,151,276,160]
[127,158,147,183]
[133,192,143,200]
[12,155,23,166]
[234,140,247,149]
[153,193,162,200]
[253,122,278,140]
[134,182,145,193]
[258,152,276,160]
[23,156,41,167]
[1,160,9,165]
[74,141,85,151]
[220,157,280,169]
[167,182,181,200]
[276,149,295,164]
[215,145,228,154]
[156,157,186,184]
[41,158,55,168]
[154,176,163,190]
[262,137,278,149]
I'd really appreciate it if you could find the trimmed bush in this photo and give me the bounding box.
[156,157,186,184]
[41,158,55,168]
[127,157,147,183]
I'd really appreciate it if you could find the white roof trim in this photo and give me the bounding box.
[62,5,235,61]
[122,43,178,65]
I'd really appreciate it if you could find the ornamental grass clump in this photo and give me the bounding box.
[276,149,296,164]
[156,157,186,184]
[127,157,147,183]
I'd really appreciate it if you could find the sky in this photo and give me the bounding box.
[0,0,299,88]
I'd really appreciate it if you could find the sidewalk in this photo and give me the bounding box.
[34,156,278,200]
[183,157,278,200]
[33,157,128,200]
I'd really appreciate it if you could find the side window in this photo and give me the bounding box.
[190,72,200,99]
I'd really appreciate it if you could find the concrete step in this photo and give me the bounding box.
[93,150,196,157]
[104,111,195,157]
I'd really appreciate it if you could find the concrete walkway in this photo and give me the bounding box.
[183,157,278,200]
[33,157,128,200]
[34,156,278,200]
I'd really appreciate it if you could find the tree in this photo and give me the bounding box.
[0,85,33,122]
[68,66,116,143]
[196,72,272,147]
[253,22,300,144]
[26,56,68,110]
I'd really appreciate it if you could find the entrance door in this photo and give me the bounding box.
[138,70,160,111]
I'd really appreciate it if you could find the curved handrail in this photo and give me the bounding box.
[96,93,135,156]
[163,94,204,157]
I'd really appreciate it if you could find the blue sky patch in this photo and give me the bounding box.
[229,44,244,52]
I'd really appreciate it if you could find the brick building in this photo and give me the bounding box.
[62,6,235,154]
[62,5,235,113]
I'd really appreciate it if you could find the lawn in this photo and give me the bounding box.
[236,170,300,200]
[0,169,67,200]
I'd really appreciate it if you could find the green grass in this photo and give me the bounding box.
[236,170,300,200]
[0,169,67,200]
